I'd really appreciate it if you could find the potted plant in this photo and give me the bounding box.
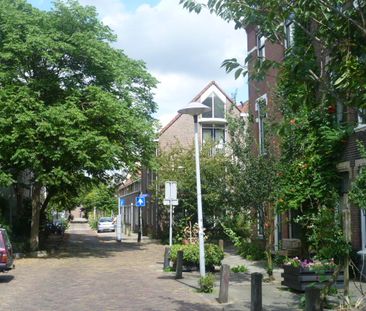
[281,257,344,291]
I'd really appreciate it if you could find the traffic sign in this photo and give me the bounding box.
[119,198,125,206]
[136,196,146,207]
[163,199,179,206]
[165,181,177,200]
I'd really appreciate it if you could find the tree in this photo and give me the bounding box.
[0,0,158,250]
[226,114,279,279]
[79,183,117,216]
[153,142,230,242]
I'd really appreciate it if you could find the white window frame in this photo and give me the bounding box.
[356,108,366,132]
[202,124,226,149]
[255,94,267,155]
[201,92,226,120]
[257,33,266,63]
[257,206,264,239]
[361,209,366,251]
[357,164,366,251]
[284,17,295,49]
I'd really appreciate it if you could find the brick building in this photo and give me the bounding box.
[245,21,366,253]
[117,81,242,237]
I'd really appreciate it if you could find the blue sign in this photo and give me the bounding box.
[119,198,125,206]
[136,196,146,207]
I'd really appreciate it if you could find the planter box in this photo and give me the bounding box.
[281,265,344,292]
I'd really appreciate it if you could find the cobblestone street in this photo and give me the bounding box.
[0,222,221,311]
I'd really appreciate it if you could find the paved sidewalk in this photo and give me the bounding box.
[168,249,302,311]
[164,246,366,311]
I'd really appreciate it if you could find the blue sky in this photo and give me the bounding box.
[27,0,248,127]
[29,0,160,12]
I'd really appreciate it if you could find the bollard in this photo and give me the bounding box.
[219,239,224,252]
[305,287,322,311]
[175,250,183,279]
[163,247,170,270]
[251,272,262,311]
[218,264,230,303]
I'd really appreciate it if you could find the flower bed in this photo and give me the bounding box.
[281,258,344,292]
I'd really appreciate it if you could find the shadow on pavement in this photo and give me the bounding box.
[144,296,222,311]
[42,227,153,259]
[0,275,14,283]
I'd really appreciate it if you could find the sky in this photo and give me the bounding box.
[28,0,248,127]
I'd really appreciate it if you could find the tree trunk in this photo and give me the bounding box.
[30,183,42,251]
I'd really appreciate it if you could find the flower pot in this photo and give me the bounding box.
[281,265,344,292]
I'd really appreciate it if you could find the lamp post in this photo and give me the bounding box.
[178,101,210,277]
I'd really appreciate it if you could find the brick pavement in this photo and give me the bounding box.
[0,223,223,311]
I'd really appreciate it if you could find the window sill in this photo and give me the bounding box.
[200,117,227,124]
[354,124,366,133]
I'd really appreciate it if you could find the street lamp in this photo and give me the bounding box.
[178,101,210,277]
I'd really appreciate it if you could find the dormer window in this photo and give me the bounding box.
[202,92,225,119]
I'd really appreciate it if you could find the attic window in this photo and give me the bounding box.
[202,93,225,119]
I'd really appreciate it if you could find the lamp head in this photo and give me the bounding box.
[178,101,211,116]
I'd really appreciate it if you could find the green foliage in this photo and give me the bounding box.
[231,264,248,273]
[0,0,158,246]
[180,0,360,280]
[198,273,215,293]
[272,253,287,267]
[80,183,117,214]
[170,243,224,269]
[239,242,266,261]
[88,216,98,230]
[300,207,351,262]
[153,142,230,239]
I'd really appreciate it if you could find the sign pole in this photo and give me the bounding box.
[169,200,173,247]
[116,198,123,242]
[138,205,142,243]
[164,181,178,247]
[130,202,133,235]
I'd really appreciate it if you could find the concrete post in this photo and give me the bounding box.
[219,239,224,252]
[163,247,170,270]
[305,287,322,311]
[251,272,262,311]
[175,250,183,279]
[218,264,230,303]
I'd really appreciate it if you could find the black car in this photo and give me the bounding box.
[0,228,14,272]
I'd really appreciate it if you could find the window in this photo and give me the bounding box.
[257,206,264,238]
[358,108,366,126]
[255,94,267,155]
[202,124,225,149]
[361,207,366,250]
[257,33,265,63]
[284,17,295,49]
[202,92,225,119]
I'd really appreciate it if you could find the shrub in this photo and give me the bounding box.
[238,242,265,261]
[88,216,98,230]
[170,243,224,270]
[198,273,215,293]
[231,264,248,273]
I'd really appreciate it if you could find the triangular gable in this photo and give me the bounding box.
[159,81,240,136]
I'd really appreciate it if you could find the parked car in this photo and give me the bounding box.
[97,217,115,233]
[45,220,66,236]
[0,228,14,272]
